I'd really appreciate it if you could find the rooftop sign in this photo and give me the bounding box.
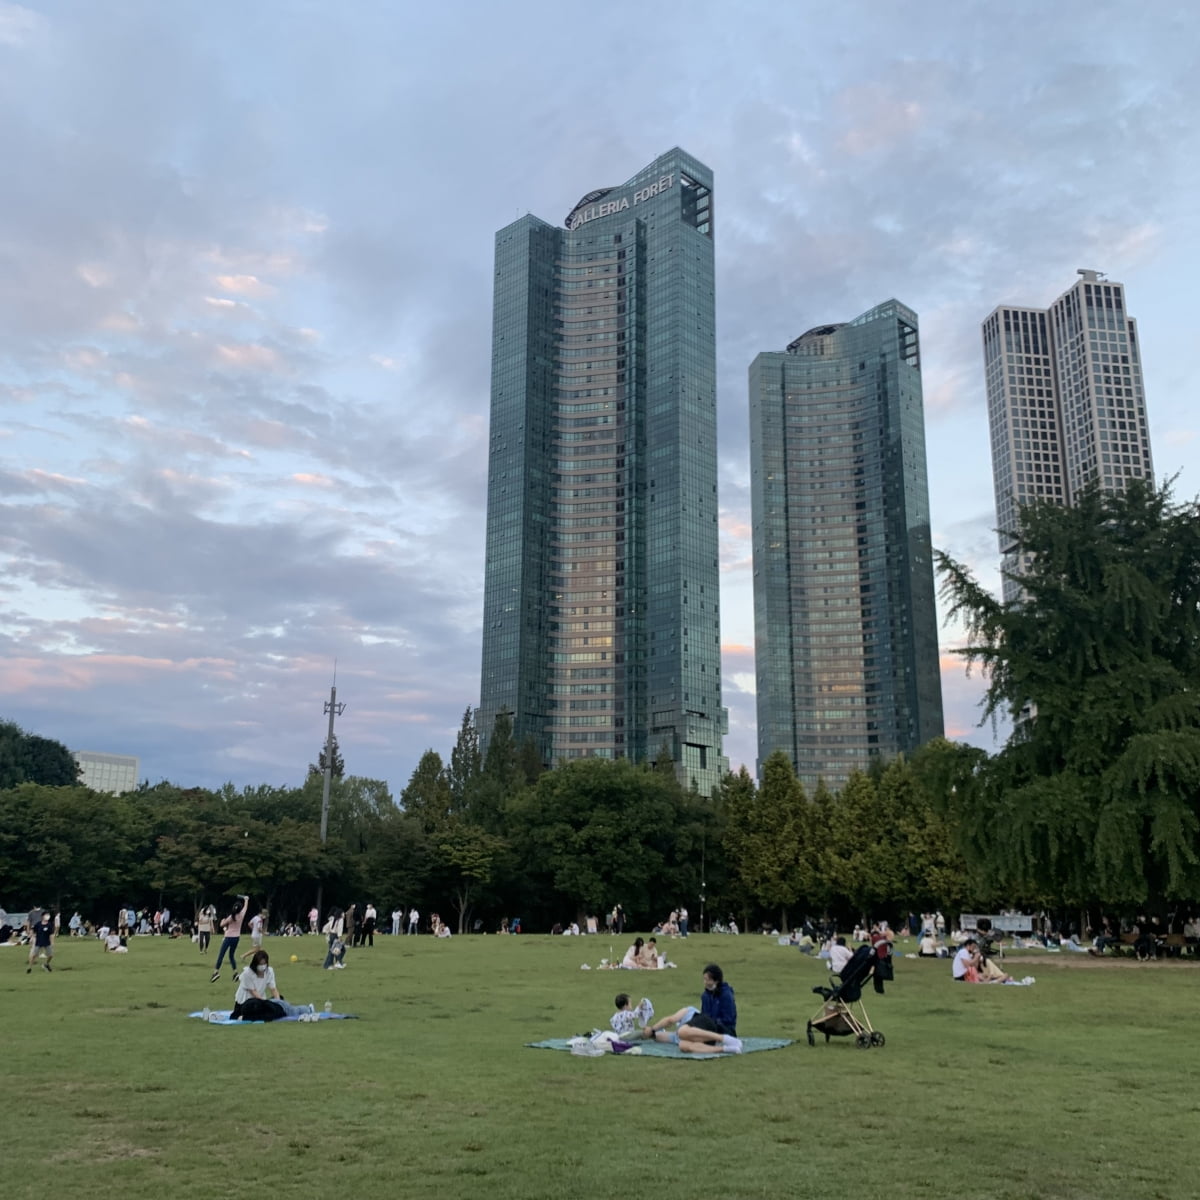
[566,173,676,232]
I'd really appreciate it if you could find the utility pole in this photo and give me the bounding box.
[316,683,346,921]
[320,684,346,844]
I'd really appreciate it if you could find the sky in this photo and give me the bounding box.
[1,1,1197,794]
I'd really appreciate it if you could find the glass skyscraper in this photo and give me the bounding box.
[983,270,1153,602]
[749,301,944,789]
[479,148,727,794]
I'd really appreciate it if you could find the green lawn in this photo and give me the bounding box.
[4,932,1196,1199]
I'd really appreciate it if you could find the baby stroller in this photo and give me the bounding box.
[807,945,885,1049]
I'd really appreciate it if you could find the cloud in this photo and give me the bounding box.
[215,273,274,297]
[0,0,1196,790]
[0,2,40,46]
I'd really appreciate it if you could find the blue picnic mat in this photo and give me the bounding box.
[188,1010,356,1024]
[527,1036,791,1058]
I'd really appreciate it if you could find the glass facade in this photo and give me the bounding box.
[750,301,944,789]
[480,149,727,794]
[982,271,1153,602]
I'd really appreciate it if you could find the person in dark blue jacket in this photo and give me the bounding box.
[639,963,741,1053]
[698,963,737,1036]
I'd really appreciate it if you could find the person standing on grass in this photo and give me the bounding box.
[250,908,266,950]
[211,895,249,983]
[408,907,419,935]
[27,910,54,973]
[391,906,402,936]
[196,904,216,953]
[322,906,347,969]
[362,903,377,947]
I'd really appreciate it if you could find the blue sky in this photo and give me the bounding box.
[1,0,1197,792]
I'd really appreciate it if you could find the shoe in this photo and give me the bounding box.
[26,965,32,974]
[722,1035,744,1054]
[43,962,51,972]
[210,971,220,983]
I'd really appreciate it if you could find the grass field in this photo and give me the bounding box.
[3,931,1197,1200]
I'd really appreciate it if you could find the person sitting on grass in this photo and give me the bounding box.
[952,937,980,981]
[828,936,854,976]
[231,950,314,1022]
[610,993,641,1037]
[104,931,128,953]
[639,936,660,969]
[621,937,648,968]
[977,956,1015,984]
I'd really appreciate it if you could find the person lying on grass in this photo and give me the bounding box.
[639,964,741,1053]
[231,950,314,1021]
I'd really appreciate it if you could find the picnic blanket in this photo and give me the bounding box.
[527,1036,791,1058]
[188,1010,357,1025]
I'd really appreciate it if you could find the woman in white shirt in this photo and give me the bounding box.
[232,951,313,1021]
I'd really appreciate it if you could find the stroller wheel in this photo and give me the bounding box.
[870,1031,886,1047]
[806,1025,815,1047]
[855,1033,872,1049]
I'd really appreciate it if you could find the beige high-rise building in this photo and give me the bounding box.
[982,270,1153,601]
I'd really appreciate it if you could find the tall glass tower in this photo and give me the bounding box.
[982,270,1153,602]
[480,148,726,794]
[749,301,944,789]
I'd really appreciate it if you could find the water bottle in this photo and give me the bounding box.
[323,1000,332,1014]
[202,1006,211,1022]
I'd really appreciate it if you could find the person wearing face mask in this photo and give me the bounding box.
[231,950,314,1021]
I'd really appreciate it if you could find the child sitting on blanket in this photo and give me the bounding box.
[610,994,654,1036]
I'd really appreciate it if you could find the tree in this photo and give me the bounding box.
[308,734,345,780]
[652,742,676,777]
[24,736,79,786]
[509,758,689,926]
[399,751,452,835]
[0,721,24,789]
[722,755,806,931]
[937,478,1200,906]
[0,721,79,788]
[516,736,545,787]
[473,710,522,833]
[447,707,481,807]
[435,819,505,933]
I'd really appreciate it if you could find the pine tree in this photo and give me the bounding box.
[308,734,345,780]
[447,707,481,807]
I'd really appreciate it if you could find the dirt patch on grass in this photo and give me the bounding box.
[53,1139,160,1163]
[1000,954,1197,968]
